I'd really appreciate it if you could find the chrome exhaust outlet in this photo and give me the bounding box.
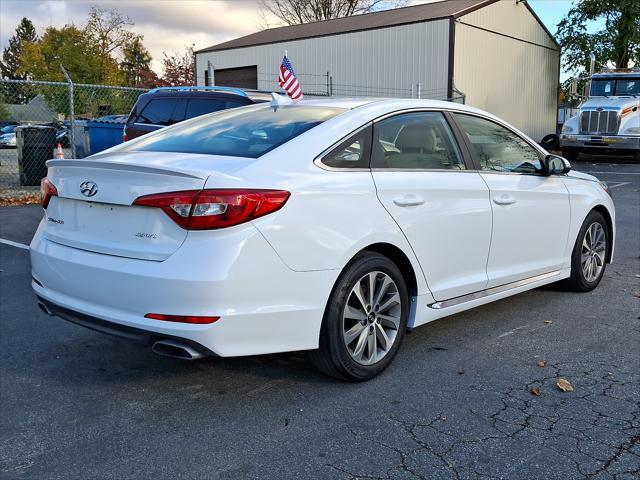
[152,339,204,360]
[38,302,54,316]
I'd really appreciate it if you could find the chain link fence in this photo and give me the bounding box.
[0,76,464,205]
[257,71,466,102]
[0,79,145,205]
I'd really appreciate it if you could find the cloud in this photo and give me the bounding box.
[0,0,268,75]
[0,0,435,77]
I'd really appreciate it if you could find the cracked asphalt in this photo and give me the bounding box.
[1,162,638,480]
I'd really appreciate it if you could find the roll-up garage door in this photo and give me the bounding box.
[214,66,258,89]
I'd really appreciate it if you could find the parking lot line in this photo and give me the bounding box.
[607,182,631,189]
[0,238,29,250]
[582,171,640,175]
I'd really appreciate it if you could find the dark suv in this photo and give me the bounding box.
[123,86,270,141]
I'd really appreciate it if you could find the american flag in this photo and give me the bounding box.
[278,55,303,100]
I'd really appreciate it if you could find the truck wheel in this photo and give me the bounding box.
[540,134,559,150]
[562,149,579,162]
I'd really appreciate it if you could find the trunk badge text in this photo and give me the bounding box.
[80,181,98,197]
[135,233,158,239]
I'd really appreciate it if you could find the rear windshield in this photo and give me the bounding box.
[117,104,345,158]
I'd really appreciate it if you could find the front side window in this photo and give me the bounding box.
[321,125,372,169]
[453,114,542,174]
[116,104,345,158]
[372,112,464,170]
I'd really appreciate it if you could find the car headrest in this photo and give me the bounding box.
[395,124,434,152]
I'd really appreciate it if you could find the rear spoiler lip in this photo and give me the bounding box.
[45,159,205,180]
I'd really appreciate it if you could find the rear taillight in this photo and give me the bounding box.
[145,313,220,324]
[40,178,58,208]
[132,189,290,230]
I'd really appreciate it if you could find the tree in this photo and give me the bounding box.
[120,36,153,87]
[85,6,138,78]
[556,0,640,77]
[18,25,123,84]
[161,45,195,86]
[258,0,407,27]
[85,6,137,58]
[0,17,37,79]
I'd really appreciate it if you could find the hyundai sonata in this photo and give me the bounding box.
[31,98,615,381]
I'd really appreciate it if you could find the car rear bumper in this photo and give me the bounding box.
[560,135,640,150]
[36,296,216,356]
[30,219,337,357]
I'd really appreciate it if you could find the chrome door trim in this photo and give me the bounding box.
[428,270,561,310]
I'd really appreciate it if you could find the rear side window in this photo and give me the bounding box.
[185,99,228,119]
[137,98,178,126]
[321,125,372,169]
[372,112,464,170]
[116,105,345,158]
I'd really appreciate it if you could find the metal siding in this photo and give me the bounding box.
[459,0,557,49]
[453,21,559,141]
[196,20,450,98]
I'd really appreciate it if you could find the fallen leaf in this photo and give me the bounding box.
[544,320,553,324]
[530,387,542,396]
[537,360,547,368]
[556,378,573,392]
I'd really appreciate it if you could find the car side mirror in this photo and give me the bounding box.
[543,154,571,175]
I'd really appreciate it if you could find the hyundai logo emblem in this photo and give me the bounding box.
[79,181,98,197]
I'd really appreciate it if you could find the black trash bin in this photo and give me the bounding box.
[17,125,57,186]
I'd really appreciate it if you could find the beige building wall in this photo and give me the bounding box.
[454,0,559,141]
[196,19,451,99]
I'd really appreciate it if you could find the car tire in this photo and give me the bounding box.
[565,210,609,292]
[562,148,579,162]
[309,252,409,381]
[633,150,640,163]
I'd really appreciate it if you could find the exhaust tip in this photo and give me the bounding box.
[38,302,54,316]
[152,339,204,360]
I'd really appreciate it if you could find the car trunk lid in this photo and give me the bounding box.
[43,152,253,261]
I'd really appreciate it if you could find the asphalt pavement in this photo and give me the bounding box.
[0,162,638,480]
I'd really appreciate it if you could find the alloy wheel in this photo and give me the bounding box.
[342,271,402,366]
[581,222,606,282]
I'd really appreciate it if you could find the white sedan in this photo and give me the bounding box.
[31,98,615,381]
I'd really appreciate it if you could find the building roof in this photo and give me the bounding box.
[196,0,494,53]
[3,95,58,123]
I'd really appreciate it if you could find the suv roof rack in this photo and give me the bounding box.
[148,86,248,97]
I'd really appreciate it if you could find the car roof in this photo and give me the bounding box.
[295,97,494,117]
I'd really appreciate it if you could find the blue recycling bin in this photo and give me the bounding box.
[86,115,127,155]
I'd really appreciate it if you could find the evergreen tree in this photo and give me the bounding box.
[0,17,37,79]
[120,36,153,87]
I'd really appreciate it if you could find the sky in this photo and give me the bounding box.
[0,0,579,76]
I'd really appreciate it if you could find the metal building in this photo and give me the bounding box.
[195,0,559,141]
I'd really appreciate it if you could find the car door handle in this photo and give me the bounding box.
[493,194,516,206]
[393,195,426,207]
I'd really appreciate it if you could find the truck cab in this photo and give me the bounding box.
[560,71,640,162]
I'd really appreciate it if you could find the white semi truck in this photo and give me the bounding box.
[560,70,639,162]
